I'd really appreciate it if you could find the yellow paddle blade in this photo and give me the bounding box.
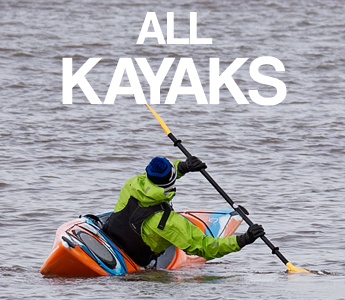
[145,104,171,135]
[286,262,310,273]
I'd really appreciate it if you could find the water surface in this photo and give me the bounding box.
[0,0,344,299]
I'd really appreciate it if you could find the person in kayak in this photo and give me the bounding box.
[103,156,265,267]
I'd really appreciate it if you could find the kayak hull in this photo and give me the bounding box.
[40,210,242,277]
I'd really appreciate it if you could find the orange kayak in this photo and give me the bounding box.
[40,210,242,277]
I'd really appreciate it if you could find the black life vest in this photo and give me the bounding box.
[102,196,172,267]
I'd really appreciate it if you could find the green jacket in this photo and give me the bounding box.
[114,160,240,260]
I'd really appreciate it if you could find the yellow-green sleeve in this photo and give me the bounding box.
[173,160,184,179]
[141,211,241,260]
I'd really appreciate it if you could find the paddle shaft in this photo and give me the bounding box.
[168,132,289,266]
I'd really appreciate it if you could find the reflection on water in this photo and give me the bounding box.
[119,268,238,284]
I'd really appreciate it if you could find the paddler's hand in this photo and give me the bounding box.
[236,224,265,248]
[178,156,207,174]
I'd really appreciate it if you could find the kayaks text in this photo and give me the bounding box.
[62,12,287,106]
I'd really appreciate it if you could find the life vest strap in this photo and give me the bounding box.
[157,202,172,230]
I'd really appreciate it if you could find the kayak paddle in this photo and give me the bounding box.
[145,104,309,273]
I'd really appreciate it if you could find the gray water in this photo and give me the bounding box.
[1,0,344,299]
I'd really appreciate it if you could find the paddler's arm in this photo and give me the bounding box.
[142,211,241,260]
[173,160,184,179]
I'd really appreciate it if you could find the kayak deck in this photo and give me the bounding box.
[40,210,242,277]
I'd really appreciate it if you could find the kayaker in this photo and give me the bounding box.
[103,156,265,268]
